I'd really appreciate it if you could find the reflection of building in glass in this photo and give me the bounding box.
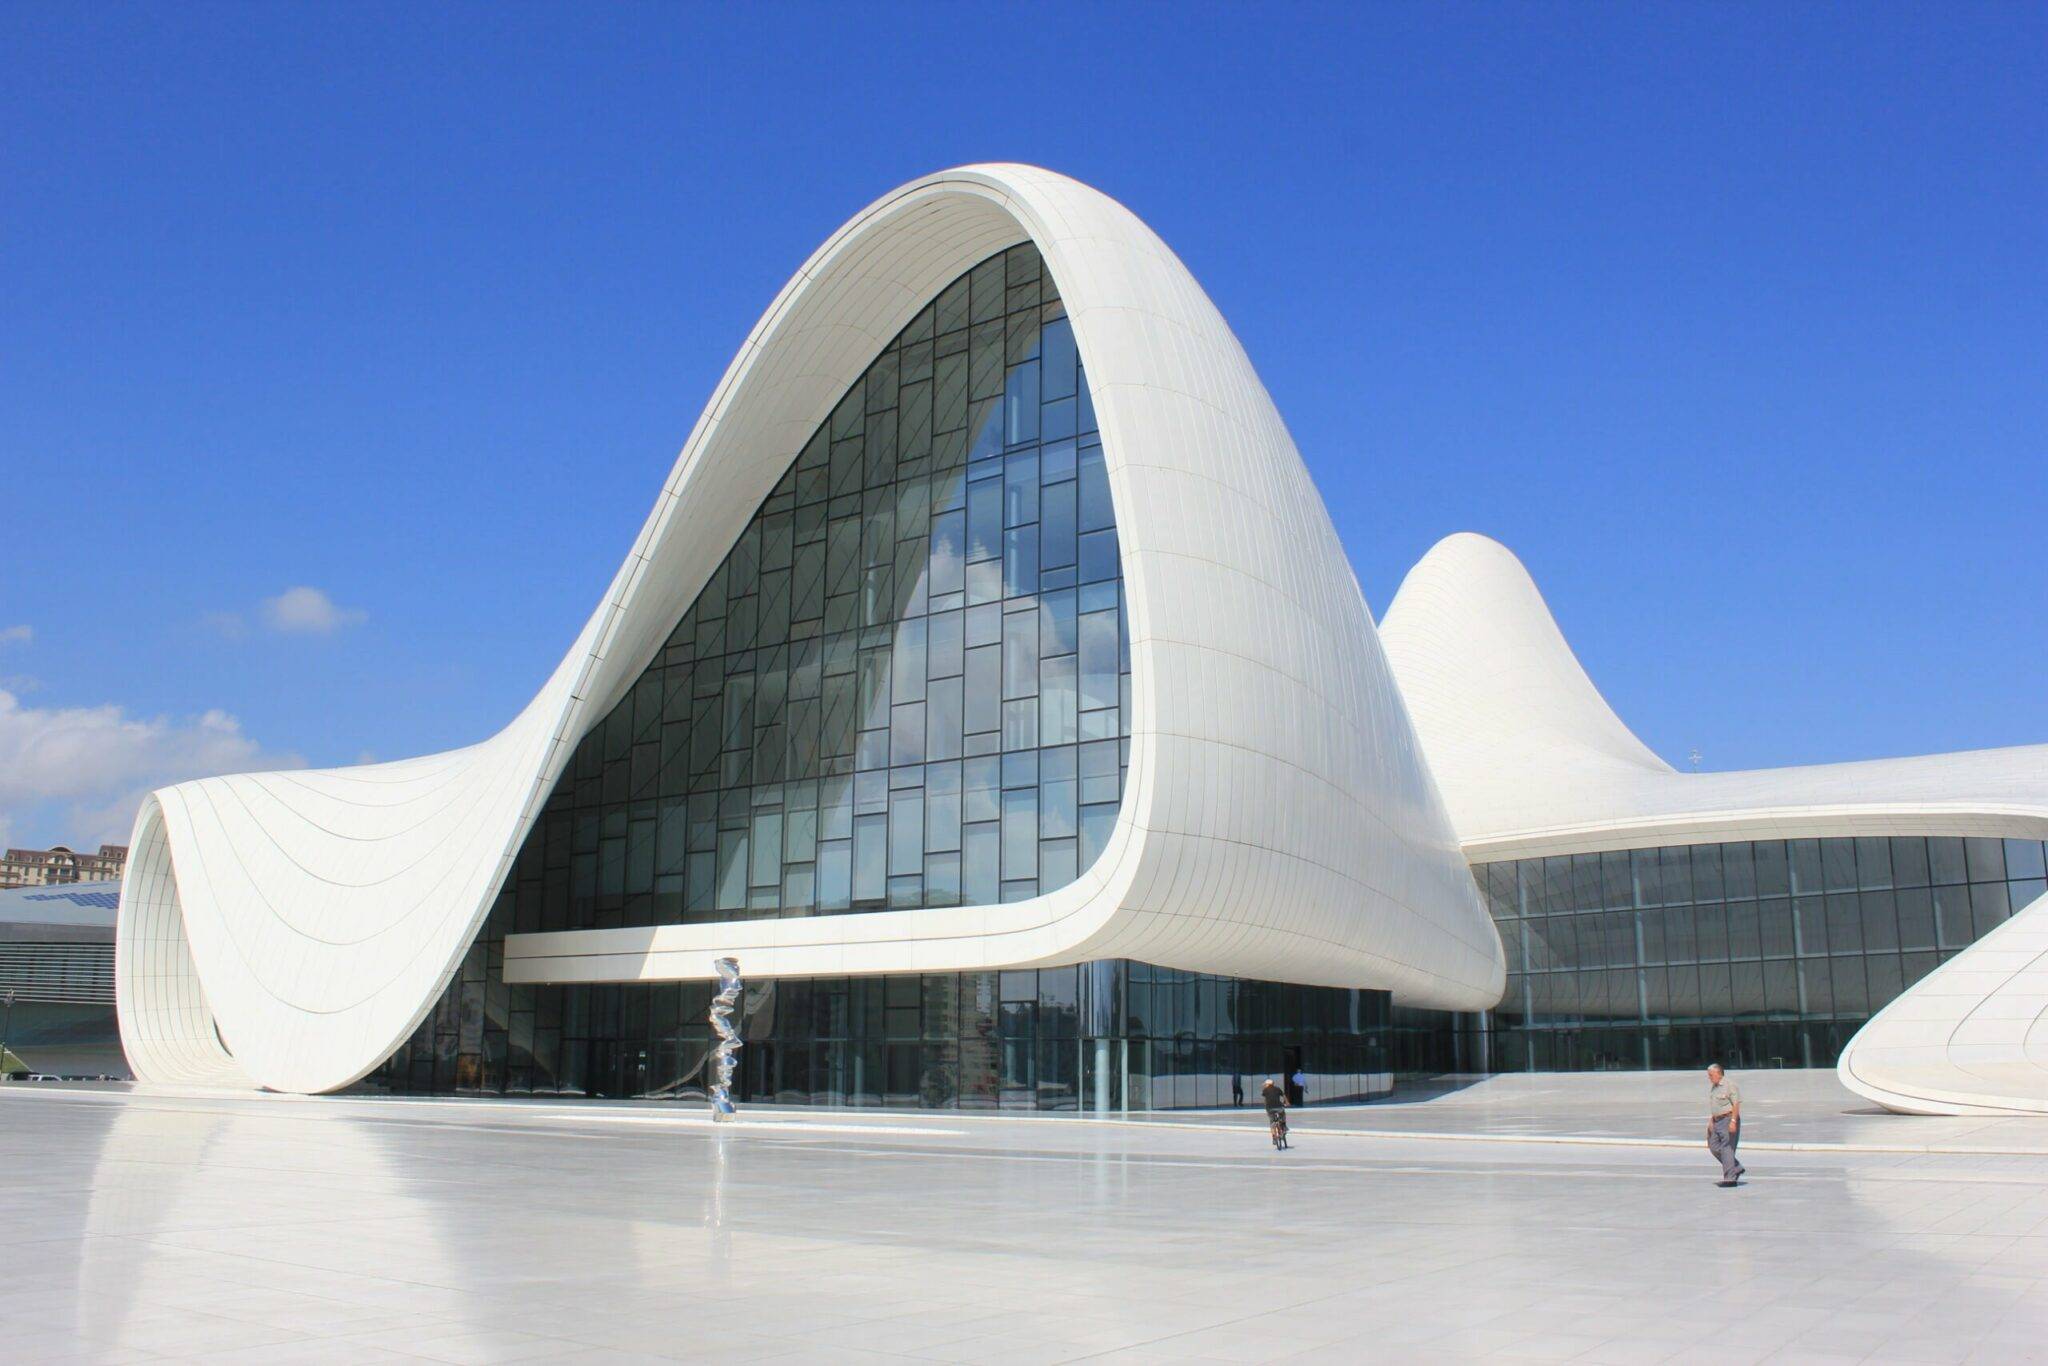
[114,166,2048,1116]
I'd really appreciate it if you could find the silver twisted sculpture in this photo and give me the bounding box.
[708,957,742,1121]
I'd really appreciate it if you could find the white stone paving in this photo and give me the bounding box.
[6,1081,2048,1363]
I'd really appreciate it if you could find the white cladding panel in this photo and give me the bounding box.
[117,166,1503,1095]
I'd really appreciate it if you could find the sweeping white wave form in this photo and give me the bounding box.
[119,166,1505,1094]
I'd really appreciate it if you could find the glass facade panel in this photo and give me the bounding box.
[381,951,1402,1112]
[379,247,1151,1105]
[1473,836,2048,1071]
[514,245,1124,934]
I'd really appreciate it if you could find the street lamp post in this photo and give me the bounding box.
[2,988,15,1079]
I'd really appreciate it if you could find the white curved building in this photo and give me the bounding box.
[1381,533,2048,1114]
[117,167,2045,1117]
[118,164,1500,1103]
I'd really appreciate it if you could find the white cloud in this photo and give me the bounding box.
[260,586,366,635]
[0,625,31,647]
[0,688,304,849]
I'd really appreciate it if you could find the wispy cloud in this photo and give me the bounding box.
[0,688,304,848]
[203,586,367,640]
[0,625,32,647]
[201,610,250,640]
[260,586,366,635]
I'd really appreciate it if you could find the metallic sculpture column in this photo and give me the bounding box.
[708,957,742,1121]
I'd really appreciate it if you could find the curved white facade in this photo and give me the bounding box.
[117,165,1504,1096]
[1835,887,2048,1115]
[1382,532,2048,1115]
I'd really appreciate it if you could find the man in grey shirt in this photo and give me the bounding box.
[1706,1063,1745,1186]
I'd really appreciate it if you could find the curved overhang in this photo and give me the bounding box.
[1380,532,2048,861]
[118,165,1505,1095]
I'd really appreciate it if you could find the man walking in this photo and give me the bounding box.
[1706,1063,1745,1186]
[1261,1077,1290,1149]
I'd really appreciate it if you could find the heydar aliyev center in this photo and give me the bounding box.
[117,165,2048,1117]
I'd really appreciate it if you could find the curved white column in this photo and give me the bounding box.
[118,165,1504,1095]
[114,796,240,1085]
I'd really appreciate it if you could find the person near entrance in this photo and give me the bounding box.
[1706,1063,1745,1186]
[1261,1077,1290,1149]
[1289,1066,1308,1107]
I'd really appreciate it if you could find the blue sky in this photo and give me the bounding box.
[3,4,2043,850]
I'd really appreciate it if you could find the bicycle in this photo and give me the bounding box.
[1268,1110,1290,1150]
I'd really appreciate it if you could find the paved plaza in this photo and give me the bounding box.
[6,1078,2048,1364]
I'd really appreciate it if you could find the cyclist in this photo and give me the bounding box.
[1260,1076,1290,1150]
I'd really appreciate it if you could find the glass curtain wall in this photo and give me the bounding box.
[529,242,1129,934]
[1472,835,2048,1071]
[378,951,1397,1111]
[380,243,1153,1101]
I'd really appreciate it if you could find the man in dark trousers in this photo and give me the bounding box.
[1261,1077,1290,1149]
[1706,1063,1746,1186]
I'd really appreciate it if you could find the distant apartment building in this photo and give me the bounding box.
[1,844,128,889]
